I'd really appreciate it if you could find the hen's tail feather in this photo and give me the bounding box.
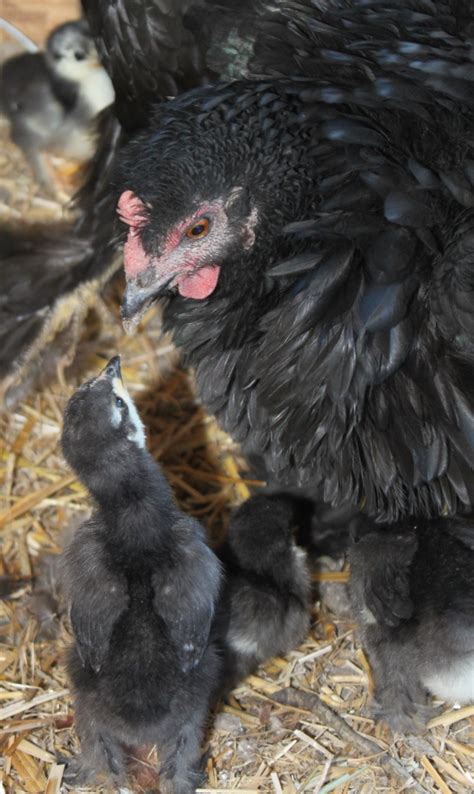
[0,111,124,408]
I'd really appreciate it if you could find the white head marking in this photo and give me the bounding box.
[110,377,146,448]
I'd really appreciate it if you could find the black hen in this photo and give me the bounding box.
[349,517,474,731]
[60,356,222,790]
[5,0,474,531]
[0,0,267,407]
[115,0,474,528]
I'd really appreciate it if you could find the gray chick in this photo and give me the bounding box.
[60,356,222,792]
[0,20,114,193]
[349,517,474,732]
[215,494,312,697]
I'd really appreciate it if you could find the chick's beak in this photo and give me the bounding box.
[101,355,122,381]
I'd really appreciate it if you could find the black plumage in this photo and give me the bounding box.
[4,0,474,536]
[60,356,222,790]
[0,20,114,193]
[349,517,474,731]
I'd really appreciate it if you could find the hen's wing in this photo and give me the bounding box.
[152,517,222,673]
[0,0,268,406]
[62,518,129,673]
[236,0,474,521]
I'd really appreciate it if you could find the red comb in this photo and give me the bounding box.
[117,190,147,227]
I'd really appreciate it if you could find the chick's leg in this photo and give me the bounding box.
[367,631,432,733]
[21,146,57,197]
[61,697,126,785]
[159,709,207,794]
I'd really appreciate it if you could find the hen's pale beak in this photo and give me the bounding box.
[121,274,174,333]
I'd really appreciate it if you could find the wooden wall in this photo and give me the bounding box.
[1,0,82,48]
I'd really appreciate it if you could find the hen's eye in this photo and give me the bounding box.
[185,218,209,239]
[115,396,125,408]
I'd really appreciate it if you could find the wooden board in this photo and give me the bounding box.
[1,0,81,48]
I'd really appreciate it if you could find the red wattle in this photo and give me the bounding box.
[177,266,221,299]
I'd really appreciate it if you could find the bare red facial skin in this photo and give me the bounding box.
[122,230,152,278]
[159,201,221,259]
[117,191,221,299]
[117,191,151,278]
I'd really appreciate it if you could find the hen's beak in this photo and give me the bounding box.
[121,274,174,334]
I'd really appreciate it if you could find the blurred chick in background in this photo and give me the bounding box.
[0,19,114,194]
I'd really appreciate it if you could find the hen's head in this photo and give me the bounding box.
[117,84,307,328]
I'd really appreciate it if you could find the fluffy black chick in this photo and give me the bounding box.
[0,20,114,192]
[60,356,222,791]
[215,494,311,696]
[349,517,474,732]
[114,0,474,533]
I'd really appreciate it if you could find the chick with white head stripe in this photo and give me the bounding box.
[60,358,313,788]
[60,356,222,791]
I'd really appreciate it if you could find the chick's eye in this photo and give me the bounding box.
[115,396,125,408]
[185,218,209,239]
[74,51,86,61]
